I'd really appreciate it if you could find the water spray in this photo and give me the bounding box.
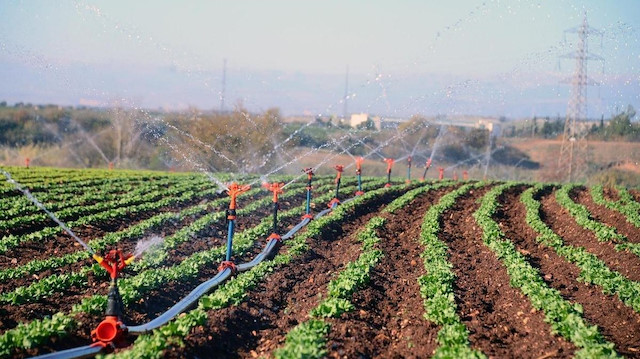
[406,156,412,184]
[384,158,395,188]
[222,183,251,269]
[302,168,314,219]
[355,157,364,196]
[421,158,432,181]
[263,182,284,242]
[328,165,344,208]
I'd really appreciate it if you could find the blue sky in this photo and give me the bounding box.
[1,0,639,118]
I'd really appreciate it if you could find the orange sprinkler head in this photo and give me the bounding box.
[407,156,412,164]
[25,158,30,168]
[355,157,364,173]
[226,183,251,210]
[334,165,344,182]
[303,167,314,179]
[426,158,432,168]
[384,158,395,173]
[263,182,284,203]
[453,171,458,181]
[463,170,468,180]
[108,162,114,171]
[438,167,444,180]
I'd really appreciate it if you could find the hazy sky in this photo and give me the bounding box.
[1,0,639,118]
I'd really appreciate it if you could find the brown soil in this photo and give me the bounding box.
[161,188,406,359]
[571,187,640,242]
[323,188,455,358]
[630,190,640,204]
[442,185,576,358]
[539,189,640,282]
[497,187,640,357]
[602,186,621,202]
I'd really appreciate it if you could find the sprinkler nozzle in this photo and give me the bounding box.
[384,158,395,173]
[98,250,133,280]
[226,183,251,210]
[263,182,284,203]
[355,157,364,174]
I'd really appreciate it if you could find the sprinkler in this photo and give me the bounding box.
[302,168,314,219]
[328,165,344,208]
[420,158,432,181]
[463,170,468,181]
[263,182,284,241]
[108,162,114,171]
[25,157,30,168]
[222,183,251,270]
[406,156,412,184]
[90,249,136,352]
[384,158,395,188]
[453,171,458,181]
[438,167,444,181]
[355,157,364,196]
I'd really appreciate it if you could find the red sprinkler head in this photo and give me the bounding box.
[355,157,364,174]
[334,165,344,182]
[463,170,468,181]
[303,167,314,180]
[94,249,134,280]
[384,158,395,173]
[25,157,30,168]
[226,183,251,211]
[426,158,432,169]
[453,171,458,181]
[438,167,444,180]
[407,156,412,165]
[108,162,114,171]
[263,182,284,203]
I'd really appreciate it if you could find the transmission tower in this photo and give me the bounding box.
[557,13,604,182]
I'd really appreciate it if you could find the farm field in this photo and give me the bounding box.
[1,166,640,358]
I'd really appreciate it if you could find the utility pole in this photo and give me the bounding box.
[557,13,604,182]
[220,58,227,113]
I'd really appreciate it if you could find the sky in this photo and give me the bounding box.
[1,0,639,118]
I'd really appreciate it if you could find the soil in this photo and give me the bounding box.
[496,187,640,357]
[441,185,576,358]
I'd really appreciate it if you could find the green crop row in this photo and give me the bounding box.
[106,182,400,359]
[0,179,385,356]
[555,184,626,243]
[382,179,454,214]
[590,185,640,228]
[0,183,223,254]
[475,183,619,358]
[0,177,209,232]
[522,185,640,313]
[417,182,486,359]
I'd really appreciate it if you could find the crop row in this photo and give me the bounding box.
[0,177,210,232]
[521,185,640,313]
[556,184,640,257]
[274,216,387,358]
[475,183,618,358]
[590,185,640,228]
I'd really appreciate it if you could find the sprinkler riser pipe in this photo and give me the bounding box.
[305,189,311,215]
[105,280,123,317]
[357,174,362,192]
[335,178,341,199]
[272,202,279,234]
[225,220,235,262]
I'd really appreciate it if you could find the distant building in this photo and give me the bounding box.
[350,113,409,130]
